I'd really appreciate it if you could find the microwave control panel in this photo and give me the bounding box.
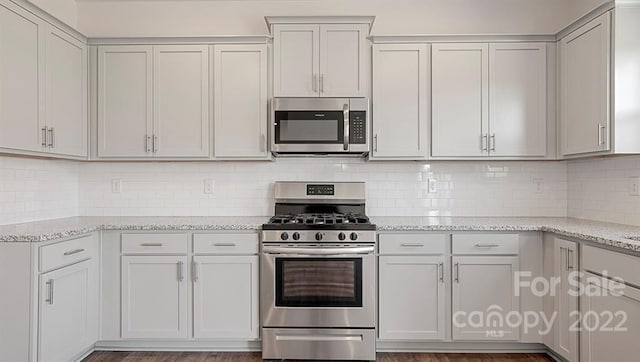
[349,111,367,144]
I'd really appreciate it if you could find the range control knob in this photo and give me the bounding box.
[315,232,323,241]
[350,232,358,241]
[338,232,346,241]
[280,232,289,241]
[292,232,300,240]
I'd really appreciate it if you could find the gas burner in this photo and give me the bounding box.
[266,212,371,228]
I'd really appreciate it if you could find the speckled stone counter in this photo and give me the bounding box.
[372,217,640,253]
[2,216,640,253]
[0,216,268,242]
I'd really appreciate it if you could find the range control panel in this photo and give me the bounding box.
[306,184,335,196]
[349,111,367,144]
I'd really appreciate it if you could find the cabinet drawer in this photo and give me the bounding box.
[40,234,97,272]
[582,245,640,287]
[121,233,188,255]
[452,234,519,255]
[193,233,259,254]
[378,233,448,254]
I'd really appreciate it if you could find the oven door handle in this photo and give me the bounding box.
[262,246,374,256]
[343,103,350,151]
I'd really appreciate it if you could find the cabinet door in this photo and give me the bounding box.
[319,24,367,97]
[452,256,520,341]
[273,24,320,97]
[581,272,640,362]
[489,43,546,157]
[432,43,489,157]
[153,45,210,158]
[379,255,446,340]
[560,12,611,156]
[371,44,429,159]
[193,255,259,339]
[44,26,87,157]
[121,255,188,339]
[39,259,98,362]
[213,44,268,159]
[553,238,579,361]
[97,46,153,158]
[0,3,43,152]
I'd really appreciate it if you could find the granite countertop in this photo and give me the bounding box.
[1,216,640,253]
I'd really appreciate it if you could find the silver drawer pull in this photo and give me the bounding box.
[46,279,54,304]
[474,244,499,248]
[400,243,424,247]
[140,243,163,247]
[213,243,236,247]
[63,248,85,256]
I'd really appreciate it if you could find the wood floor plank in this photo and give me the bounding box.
[83,352,553,362]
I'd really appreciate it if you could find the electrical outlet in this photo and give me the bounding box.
[534,178,544,194]
[111,179,122,194]
[204,179,215,194]
[629,177,640,196]
[428,178,437,193]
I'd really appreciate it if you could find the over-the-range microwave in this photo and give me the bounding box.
[271,97,369,156]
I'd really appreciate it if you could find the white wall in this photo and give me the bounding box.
[568,155,640,226]
[76,0,570,37]
[78,159,567,218]
[27,0,77,28]
[0,156,79,225]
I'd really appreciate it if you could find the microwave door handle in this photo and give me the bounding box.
[343,104,349,151]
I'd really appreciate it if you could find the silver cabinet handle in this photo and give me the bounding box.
[178,261,184,282]
[481,134,488,151]
[312,74,317,92]
[474,244,499,248]
[400,243,424,247]
[260,134,266,153]
[47,127,54,148]
[454,262,460,283]
[343,104,349,151]
[320,74,325,93]
[568,249,574,270]
[490,134,495,151]
[140,243,163,247]
[598,124,606,146]
[374,134,378,152]
[153,135,158,153]
[213,243,236,247]
[46,279,54,304]
[41,127,48,147]
[145,134,152,153]
[192,260,199,282]
[438,263,444,283]
[63,248,85,256]
[559,247,568,271]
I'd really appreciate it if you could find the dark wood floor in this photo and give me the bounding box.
[84,351,554,362]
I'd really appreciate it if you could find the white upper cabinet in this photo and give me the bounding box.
[431,43,489,158]
[98,46,153,158]
[432,42,548,159]
[371,44,429,159]
[273,23,368,97]
[45,26,87,157]
[560,12,611,156]
[0,2,42,153]
[153,45,209,158]
[213,44,268,159]
[489,43,547,157]
[97,45,210,159]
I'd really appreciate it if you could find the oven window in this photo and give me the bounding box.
[275,111,344,144]
[275,258,362,308]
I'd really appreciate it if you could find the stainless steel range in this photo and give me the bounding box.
[261,181,376,361]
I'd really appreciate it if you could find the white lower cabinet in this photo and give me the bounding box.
[121,255,189,339]
[552,238,579,361]
[39,259,98,362]
[379,255,446,340]
[193,255,259,339]
[452,256,520,341]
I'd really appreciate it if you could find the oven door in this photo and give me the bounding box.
[261,244,375,328]
[272,98,350,153]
